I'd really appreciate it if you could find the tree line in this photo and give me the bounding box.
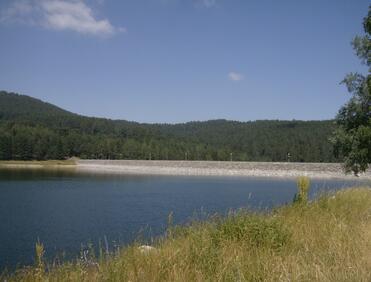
[0,91,338,162]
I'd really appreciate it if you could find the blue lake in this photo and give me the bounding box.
[0,168,367,270]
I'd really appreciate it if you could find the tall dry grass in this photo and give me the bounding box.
[2,187,371,282]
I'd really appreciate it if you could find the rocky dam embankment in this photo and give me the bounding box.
[76,160,371,180]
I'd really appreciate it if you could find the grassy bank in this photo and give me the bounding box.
[2,187,371,281]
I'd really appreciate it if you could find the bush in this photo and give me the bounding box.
[293,176,310,204]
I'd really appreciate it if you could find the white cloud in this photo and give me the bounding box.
[0,0,125,36]
[0,1,37,25]
[228,72,244,81]
[195,0,217,8]
[201,0,217,8]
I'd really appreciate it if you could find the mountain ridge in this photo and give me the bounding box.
[0,91,337,162]
[0,91,332,125]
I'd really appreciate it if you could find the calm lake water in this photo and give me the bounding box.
[0,168,367,270]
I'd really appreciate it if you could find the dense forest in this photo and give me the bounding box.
[0,91,338,162]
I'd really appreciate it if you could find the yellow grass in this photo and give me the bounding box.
[1,187,371,281]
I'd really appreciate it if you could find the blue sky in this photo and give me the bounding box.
[0,0,369,123]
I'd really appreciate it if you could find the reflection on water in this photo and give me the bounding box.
[0,168,368,270]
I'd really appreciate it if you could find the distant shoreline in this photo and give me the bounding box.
[1,160,370,180]
[0,160,76,169]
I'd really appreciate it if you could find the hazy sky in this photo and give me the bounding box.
[0,0,369,123]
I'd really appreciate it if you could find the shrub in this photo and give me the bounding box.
[293,176,310,204]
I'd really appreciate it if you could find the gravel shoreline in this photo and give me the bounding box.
[76,160,371,180]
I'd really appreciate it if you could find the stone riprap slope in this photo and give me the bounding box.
[77,160,371,179]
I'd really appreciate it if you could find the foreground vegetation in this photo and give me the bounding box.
[2,187,371,281]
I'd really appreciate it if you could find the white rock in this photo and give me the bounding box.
[138,245,156,254]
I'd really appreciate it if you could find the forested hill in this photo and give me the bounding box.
[0,91,338,162]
